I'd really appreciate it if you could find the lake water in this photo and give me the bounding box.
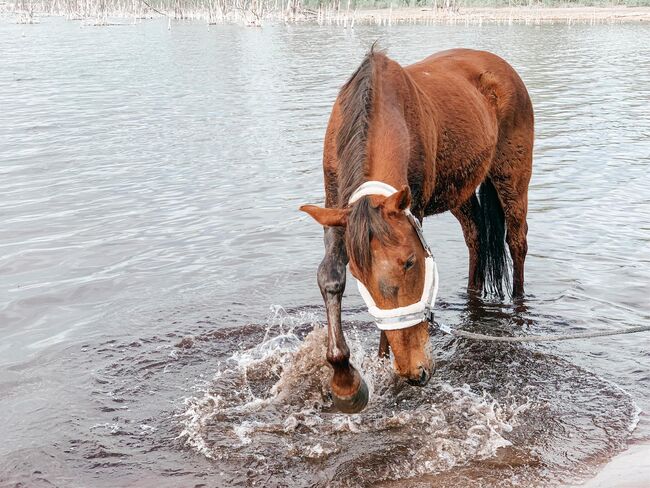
[1,17,649,487]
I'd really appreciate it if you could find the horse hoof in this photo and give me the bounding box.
[332,378,369,414]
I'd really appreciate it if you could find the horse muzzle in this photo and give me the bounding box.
[405,364,432,387]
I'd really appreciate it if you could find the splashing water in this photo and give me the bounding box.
[178,307,530,485]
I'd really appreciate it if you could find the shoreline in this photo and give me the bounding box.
[576,442,650,488]
[5,5,650,25]
[344,6,650,25]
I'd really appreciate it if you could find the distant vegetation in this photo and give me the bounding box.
[7,0,650,25]
[302,0,650,5]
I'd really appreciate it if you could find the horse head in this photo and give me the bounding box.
[301,185,434,386]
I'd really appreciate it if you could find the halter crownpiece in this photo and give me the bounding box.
[348,181,439,331]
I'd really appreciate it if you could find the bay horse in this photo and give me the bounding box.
[300,46,533,413]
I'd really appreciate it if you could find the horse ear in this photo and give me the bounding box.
[300,205,349,227]
[383,185,411,214]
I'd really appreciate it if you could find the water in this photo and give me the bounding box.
[1,18,649,487]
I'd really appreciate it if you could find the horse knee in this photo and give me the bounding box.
[317,258,346,296]
[320,277,345,296]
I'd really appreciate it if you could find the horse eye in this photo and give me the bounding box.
[404,255,416,271]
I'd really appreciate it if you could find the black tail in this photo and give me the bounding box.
[472,178,511,298]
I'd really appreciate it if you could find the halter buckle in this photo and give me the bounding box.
[424,307,435,325]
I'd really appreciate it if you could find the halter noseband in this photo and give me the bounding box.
[348,181,439,331]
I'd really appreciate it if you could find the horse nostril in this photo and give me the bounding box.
[418,368,430,386]
[406,367,430,387]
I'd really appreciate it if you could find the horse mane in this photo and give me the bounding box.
[336,44,397,277]
[336,46,376,206]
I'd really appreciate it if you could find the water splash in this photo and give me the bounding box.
[178,307,529,484]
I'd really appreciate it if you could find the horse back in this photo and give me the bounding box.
[407,48,532,128]
[406,49,533,213]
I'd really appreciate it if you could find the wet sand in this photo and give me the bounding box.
[325,6,650,24]
[579,443,650,488]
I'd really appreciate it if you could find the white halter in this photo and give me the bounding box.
[348,181,439,331]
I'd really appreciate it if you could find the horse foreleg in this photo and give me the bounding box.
[378,331,390,358]
[318,226,369,413]
[451,195,483,293]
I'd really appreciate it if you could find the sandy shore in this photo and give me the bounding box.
[318,6,650,25]
[576,443,650,488]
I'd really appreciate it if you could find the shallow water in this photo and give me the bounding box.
[1,18,649,487]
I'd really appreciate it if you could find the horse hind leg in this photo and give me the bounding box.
[451,194,483,294]
[489,131,533,298]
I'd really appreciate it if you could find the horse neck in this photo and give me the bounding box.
[366,57,437,211]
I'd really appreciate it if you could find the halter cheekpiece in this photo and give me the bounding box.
[348,181,439,331]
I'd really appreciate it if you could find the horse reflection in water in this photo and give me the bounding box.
[301,46,534,412]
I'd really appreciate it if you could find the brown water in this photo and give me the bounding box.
[1,18,649,488]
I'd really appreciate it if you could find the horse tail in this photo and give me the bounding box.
[473,178,511,298]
